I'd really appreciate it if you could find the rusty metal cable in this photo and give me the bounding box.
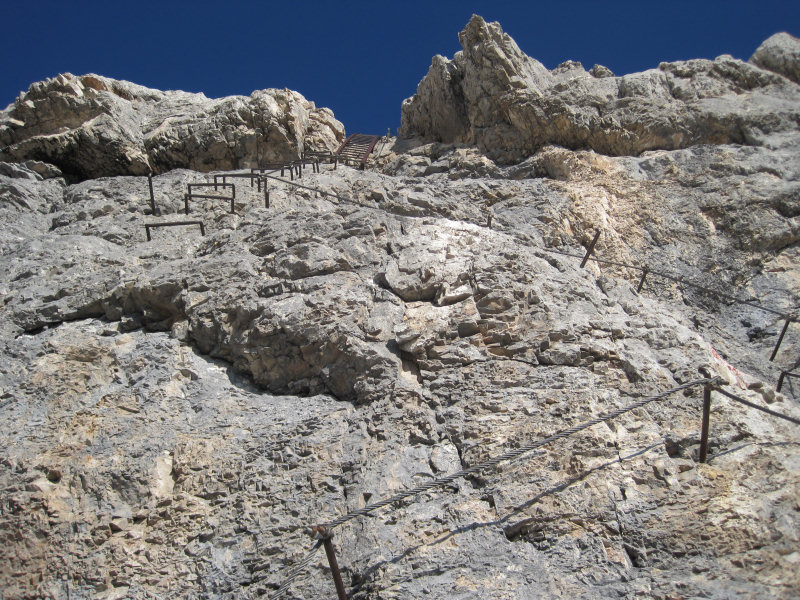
[266,540,323,600]
[265,171,793,322]
[248,172,797,597]
[712,386,800,426]
[262,173,366,207]
[266,377,800,598]
[322,378,708,530]
[265,379,706,598]
[538,247,795,320]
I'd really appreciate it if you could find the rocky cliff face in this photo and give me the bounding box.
[401,16,800,164]
[0,73,345,181]
[1,17,800,600]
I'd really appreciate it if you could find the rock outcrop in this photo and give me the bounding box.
[401,16,800,163]
[0,73,345,181]
[750,31,800,85]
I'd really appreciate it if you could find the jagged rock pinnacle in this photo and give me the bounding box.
[401,16,800,163]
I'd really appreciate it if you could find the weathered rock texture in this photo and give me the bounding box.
[751,32,800,85]
[0,73,345,181]
[401,16,800,164]
[1,19,800,600]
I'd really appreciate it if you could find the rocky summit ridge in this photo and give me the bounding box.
[1,15,800,600]
[401,15,800,164]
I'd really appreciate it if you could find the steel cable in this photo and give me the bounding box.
[323,378,707,530]
[261,173,364,207]
[713,387,800,425]
[266,379,705,598]
[264,171,794,322]
[266,540,323,600]
[248,168,797,597]
[266,377,800,598]
[537,247,794,320]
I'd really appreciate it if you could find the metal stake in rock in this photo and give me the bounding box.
[310,526,348,600]
[580,230,601,268]
[699,383,713,463]
[147,172,156,214]
[769,316,793,362]
[636,266,649,293]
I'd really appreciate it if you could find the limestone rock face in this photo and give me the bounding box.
[401,55,470,144]
[401,15,800,163]
[750,31,800,84]
[0,73,345,181]
[1,132,799,596]
[1,17,800,600]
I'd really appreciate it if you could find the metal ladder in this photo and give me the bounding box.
[334,133,381,169]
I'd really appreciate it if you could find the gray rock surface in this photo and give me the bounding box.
[400,16,800,164]
[750,32,800,85]
[1,19,800,600]
[1,139,799,598]
[0,73,345,181]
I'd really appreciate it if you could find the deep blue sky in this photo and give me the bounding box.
[3,1,798,135]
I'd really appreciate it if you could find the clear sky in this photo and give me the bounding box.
[3,1,798,135]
